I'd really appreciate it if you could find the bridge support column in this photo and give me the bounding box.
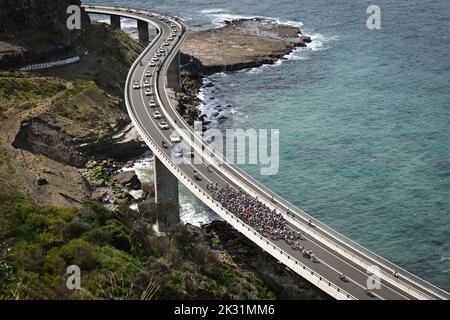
[138,20,149,47]
[167,51,181,91]
[153,156,180,233]
[110,15,121,29]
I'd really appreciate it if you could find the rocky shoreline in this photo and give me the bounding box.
[175,18,312,125]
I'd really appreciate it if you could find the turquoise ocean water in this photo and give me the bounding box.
[88,0,450,291]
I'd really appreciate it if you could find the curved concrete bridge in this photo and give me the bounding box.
[83,4,449,300]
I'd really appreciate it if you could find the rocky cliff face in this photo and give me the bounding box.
[0,0,90,69]
[0,16,144,206]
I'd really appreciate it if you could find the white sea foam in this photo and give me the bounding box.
[205,12,304,30]
[283,47,308,60]
[179,193,222,227]
[121,18,136,27]
[199,8,227,14]
[118,151,221,225]
[307,33,339,51]
[119,151,154,183]
[96,18,109,24]
[242,32,337,74]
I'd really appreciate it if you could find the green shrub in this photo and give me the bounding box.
[59,239,96,271]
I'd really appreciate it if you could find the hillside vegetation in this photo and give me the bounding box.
[0,192,277,300]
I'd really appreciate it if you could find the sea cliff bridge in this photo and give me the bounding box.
[83,4,449,300]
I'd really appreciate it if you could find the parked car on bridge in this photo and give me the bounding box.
[159,121,169,130]
[133,81,139,89]
[152,111,161,119]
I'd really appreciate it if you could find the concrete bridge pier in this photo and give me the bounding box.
[167,51,181,90]
[153,156,180,233]
[138,20,150,47]
[110,15,121,28]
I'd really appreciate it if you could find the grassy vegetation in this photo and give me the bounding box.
[0,72,66,115]
[0,71,125,139]
[0,192,278,300]
[50,79,125,139]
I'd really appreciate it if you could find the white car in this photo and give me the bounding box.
[144,71,151,77]
[170,133,181,143]
[149,62,156,67]
[148,100,156,108]
[163,42,170,46]
[144,88,152,96]
[156,52,162,57]
[143,79,150,88]
[133,81,139,89]
[152,111,161,119]
[159,121,169,130]
[167,37,173,41]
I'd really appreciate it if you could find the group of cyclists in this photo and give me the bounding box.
[192,169,401,298]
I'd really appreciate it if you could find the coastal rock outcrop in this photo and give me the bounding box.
[113,170,141,190]
[0,7,143,206]
[177,18,313,125]
[181,18,310,73]
[10,84,147,168]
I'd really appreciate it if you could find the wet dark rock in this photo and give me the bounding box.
[113,170,141,190]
